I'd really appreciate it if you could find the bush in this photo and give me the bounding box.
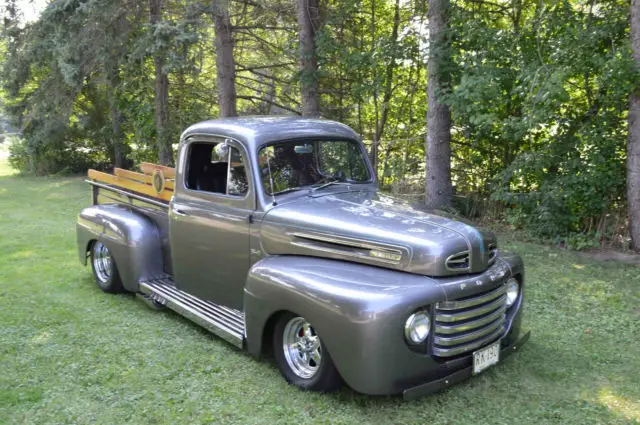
[8,136,107,175]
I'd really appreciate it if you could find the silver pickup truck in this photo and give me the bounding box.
[76,116,529,399]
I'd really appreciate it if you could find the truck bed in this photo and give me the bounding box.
[87,163,173,274]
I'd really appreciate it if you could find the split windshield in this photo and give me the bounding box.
[258,139,371,195]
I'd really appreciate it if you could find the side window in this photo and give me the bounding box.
[185,142,248,196]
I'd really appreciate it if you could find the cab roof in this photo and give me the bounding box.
[180,116,361,150]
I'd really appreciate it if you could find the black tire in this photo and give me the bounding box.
[90,241,125,293]
[273,313,342,392]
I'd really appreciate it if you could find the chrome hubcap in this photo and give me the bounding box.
[93,242,113,283]
[283,317,322,379]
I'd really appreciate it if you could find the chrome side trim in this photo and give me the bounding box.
[431,326,505,357]
[87,180,170,209]
[433,315,505,346]
[436,283,507,310]
[435,294,507,323]
[290,232,407,265]
[435,304,507,334]
[139,278,244,348]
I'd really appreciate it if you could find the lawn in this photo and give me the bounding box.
[1,155,639,425]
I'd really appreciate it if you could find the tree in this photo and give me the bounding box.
[629,0,640,251]
[105,10,131,169]
[371,0,401,179]
[213,0,237,117]
[425,0,452,209]
[296,0,320,116]
[149,0,172,165]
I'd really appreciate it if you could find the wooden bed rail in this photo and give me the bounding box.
[88,162,176,202]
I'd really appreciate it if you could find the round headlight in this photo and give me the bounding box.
[506,278,520,308]
[404,312,430,343]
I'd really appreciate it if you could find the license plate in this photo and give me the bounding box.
[473,341,500,375]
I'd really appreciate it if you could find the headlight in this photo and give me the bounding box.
[404,311,430,343]
[506,278,520,308]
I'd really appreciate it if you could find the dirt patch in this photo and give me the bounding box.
[579,247,640,266]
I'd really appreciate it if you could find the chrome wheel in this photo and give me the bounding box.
[282,317,322,379]
[92,242,113,283]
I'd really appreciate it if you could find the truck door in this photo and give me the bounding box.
[169,137,253,310]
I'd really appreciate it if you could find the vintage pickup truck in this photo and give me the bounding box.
[76,116,529,399]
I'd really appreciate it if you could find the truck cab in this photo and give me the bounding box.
[76,116,529,399]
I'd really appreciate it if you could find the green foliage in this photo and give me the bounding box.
[0,0,636,245]
[564,232,602,251]
[443,0,633,242]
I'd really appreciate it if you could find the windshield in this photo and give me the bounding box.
[258,139,371,195]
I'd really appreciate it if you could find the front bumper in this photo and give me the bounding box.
[402,331,531,400]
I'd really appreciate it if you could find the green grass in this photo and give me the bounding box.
[1,155,639,425]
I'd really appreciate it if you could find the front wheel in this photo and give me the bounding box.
[90,241,124,293]
[273,313,342,392]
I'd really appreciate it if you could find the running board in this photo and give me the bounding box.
[139,277,245,348]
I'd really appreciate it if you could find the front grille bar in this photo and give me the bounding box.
[435,294,506,323]
[435,304,507,334]
[433,282,509,358]
[437,284,507,310]
[432,325,505,357]
[434,315,505,346]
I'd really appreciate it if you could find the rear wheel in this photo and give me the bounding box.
[90,241,124,293]
[273,313,342,392]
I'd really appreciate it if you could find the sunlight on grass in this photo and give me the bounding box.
[598,388,640,422]
[7,250,35,260]
[31,331,52,345]
[0,156,14,176]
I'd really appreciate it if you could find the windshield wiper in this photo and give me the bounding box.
[272,187,305,196]
[309,180,348,193]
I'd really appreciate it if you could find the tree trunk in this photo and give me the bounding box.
[107,67,127,169]
[629,0,640,251]
[425,0,453,209]
[375,0,401,145]
[149,0,172,165]
[372,0,401,182]
[296,0,320,116]
[214,0,238,117]
[370,0,378,173]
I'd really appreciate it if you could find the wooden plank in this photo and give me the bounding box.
[114,168,174,190]
[114,168,149,184]
[140,162,176,179]
[88,169,173,202]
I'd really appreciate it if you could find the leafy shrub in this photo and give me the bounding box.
[8,136,107,175]
[564,232,602,251]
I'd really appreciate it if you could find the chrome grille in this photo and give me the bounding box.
[433,284,507,357]
[445,251,470,271]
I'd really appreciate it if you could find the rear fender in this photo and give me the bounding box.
[76,204,164,292]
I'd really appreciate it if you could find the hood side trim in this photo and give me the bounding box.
[291,232,408,265]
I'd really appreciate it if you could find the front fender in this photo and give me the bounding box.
[76,204,164,292]
[243,256,447,394]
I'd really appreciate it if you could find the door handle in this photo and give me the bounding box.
[173,209,188,217]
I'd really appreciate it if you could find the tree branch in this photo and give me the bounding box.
[237,95,301,114]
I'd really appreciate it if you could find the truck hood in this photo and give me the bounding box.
[260,189,497,277]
